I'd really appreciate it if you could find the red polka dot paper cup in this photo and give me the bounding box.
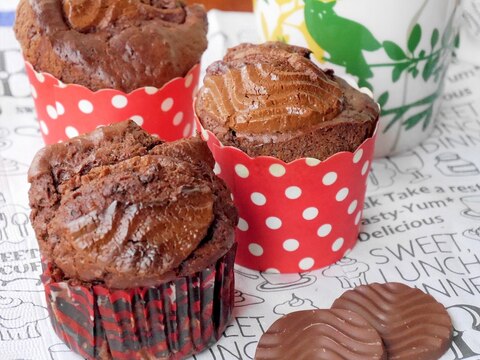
[25,62,199,144]
[196,119,378,273]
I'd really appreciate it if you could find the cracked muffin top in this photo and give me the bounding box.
[15,0,208,92]
[28,120,237,289]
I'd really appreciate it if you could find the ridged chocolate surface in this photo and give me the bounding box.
[196,42,379,162]
[199,42,343,134]
[255,309,386,360]
[332,282,453,360]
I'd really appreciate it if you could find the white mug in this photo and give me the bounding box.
[457,0,480,65]
[254,0,463,156]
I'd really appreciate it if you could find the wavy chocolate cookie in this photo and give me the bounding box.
[255,309,386,360]
[332,282,453,360]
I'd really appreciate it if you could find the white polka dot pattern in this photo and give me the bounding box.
[353,149,363,163]
[331,237,344,252]
[173,112,184,126]
[56,102,65,116]
[65,126,79,138]
[269,164,286,177]
[235,164,249,178]
[361,161,370,175]
[31,85,37,99]
[161,98,174,112]
[322,172,337,185]
[238,218,249,231]
[213,163,221,175]
[302,207,319,220]
[46,105,57,120]
[305,158,321,166]
[251,192,267,206]
[26,59,375,273]
[283,239,299,252]
[35,71,45,83]
[317,224,332,237]
[266,217,282,230]
[145,86,158,95]
[195,113,377,273]
[25,61,201,145]
[299,257,314,270]
[39,120,49,135]
[336,188,349,202]
[182,123,192,137]
[248,243,263,256]
[130,115,144,126]
[285,186,301,199]
[78,100,93,114]
[111,95,128,109]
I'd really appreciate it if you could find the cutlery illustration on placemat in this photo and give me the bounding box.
[0,212,7,242]
[0,205,32,244]
[11,212,29,238]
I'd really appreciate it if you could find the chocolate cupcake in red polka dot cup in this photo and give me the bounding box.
[195,42,380,273]
[14,0,207,144]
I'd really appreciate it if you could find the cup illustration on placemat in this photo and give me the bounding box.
[435,153,480,177]
[254,0,462,156]
[257,272,316,292]
[460,195,480,220]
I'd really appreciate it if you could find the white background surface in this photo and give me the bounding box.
[1,6,480,360]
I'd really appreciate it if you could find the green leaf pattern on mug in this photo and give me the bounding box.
[408,24,422,53]
[304,0,460,132]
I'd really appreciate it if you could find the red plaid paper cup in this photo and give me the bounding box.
[41,244,236,360]
[25,62,199,144]
[196,118,378,273]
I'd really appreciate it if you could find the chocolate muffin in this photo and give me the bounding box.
[195,42,379,162]
[15,0,208,92]
[28,120,237,288]
[28,121,238,359]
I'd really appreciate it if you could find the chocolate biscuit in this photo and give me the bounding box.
[332,282,453,360]
[255,309,386,360]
